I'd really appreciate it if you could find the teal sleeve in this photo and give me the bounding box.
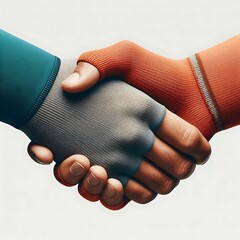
[0,29,60,128]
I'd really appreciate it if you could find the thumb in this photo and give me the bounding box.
[63,41,134,93]
[62,62,100,93]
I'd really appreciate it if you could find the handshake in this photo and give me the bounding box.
[1,30,239,210]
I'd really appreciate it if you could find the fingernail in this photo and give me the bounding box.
[88,172,100,186]
[105,185,116,198]
[62,72,80,86]
[70,162,85,177]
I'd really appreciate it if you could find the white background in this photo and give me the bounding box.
[0,0,240,239]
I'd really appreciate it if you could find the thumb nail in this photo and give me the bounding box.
[62,72,80,86]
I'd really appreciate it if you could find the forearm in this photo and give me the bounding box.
[0,29,60,128]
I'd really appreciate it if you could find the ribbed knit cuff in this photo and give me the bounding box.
[197,35,240,130]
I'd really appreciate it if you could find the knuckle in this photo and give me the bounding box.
[117,40,136,61]
[175,160,196,179]
[131,187,156,204]
[118,126,146,147]
[164,149,195,180]
[181,126,201,152]
[129,129,143,143]
[157,176,176,195]
[139,191,156,204]
[117,40,135,50]
[137,97,161,124]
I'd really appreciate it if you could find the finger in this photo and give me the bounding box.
[100,178,129,210]
[28,142,53,165]
[54,154,90,187]
[62,62,100,93]
[100,197,130,211]
[145,137,196,180]
[78,166,108,202]
[155,110,211,164]
[124,178,157,204]
[133,160,179,195]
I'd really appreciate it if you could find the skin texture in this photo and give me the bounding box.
[28,62,211,210]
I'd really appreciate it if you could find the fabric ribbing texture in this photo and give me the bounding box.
[188,54,224,131]
[78,41,217,140]
[78,38,240,140]
[22,59,166,186]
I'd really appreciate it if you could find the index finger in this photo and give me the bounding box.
[155,110,211,164]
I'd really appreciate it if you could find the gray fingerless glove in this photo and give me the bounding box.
[22,60,166,186]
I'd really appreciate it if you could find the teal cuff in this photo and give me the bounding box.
[0,29,60,128]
